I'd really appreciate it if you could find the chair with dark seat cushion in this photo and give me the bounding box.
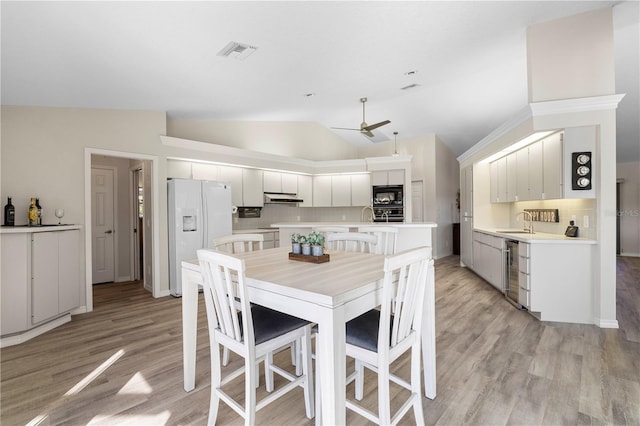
[197,248,314,425]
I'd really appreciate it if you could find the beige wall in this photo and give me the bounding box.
[618,161,640,256]
[168,119,359,161]
[527,7,615,102]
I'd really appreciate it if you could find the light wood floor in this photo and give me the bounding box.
[1,256,639,425]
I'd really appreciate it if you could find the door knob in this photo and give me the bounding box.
[105,230,113,234]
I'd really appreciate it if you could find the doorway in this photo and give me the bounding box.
[131,167,145,284]
[91,166,116,284]
[84,148,160,313]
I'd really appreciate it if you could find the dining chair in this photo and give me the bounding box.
[213,233,264,253]
[325,232,377,253]
[357,226,398,255]
[197,249,314,425]
[214,233,299,375]
[315,247,430,425]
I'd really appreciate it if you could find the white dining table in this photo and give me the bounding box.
[181,246,436,425]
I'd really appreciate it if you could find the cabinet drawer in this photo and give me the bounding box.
[519,242,530,257]
[473,231,503,249]
[519,287,530,309]
[519,256,530,274]
[519,271,530,290]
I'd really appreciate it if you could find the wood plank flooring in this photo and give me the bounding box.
[1,256,639,425]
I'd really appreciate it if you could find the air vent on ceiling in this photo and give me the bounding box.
[400,83,421,90]
[217,41,258,60]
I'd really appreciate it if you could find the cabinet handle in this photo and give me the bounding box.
[104,230,113,234]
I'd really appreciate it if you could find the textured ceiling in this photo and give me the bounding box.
[1,1,638,161]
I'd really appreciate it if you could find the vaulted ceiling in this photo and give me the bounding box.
[2,1,638,161]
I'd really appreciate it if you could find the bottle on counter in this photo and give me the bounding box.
[35,197,42,225]
[28,197,38,226]
[4,197,15,226]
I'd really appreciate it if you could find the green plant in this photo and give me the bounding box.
[298,235,308,244]
[307,231,325,246]
[291,233,301,243]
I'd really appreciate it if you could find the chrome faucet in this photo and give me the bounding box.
[516,211,534,233]
[382,211,389,223]
[361,205,374,223]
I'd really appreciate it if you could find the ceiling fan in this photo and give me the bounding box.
[331,97,391,138]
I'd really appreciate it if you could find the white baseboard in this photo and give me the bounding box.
[597,318,619,328]
[117,275,132,282]
[156,289,171,298]
[620,252,640,258]
[71,305,88,315]
[0,314,71,348]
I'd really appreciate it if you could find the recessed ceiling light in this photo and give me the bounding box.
[216,41,258,60]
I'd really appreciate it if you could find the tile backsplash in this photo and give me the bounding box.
[233,204,365,230]
[510,199,596,239]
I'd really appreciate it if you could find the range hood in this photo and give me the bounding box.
[263,192,304,204]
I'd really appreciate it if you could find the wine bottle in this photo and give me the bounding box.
[4,197,15,226]
[35,198,42,226]
[28,198,38,226]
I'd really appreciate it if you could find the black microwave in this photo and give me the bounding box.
[372,185,404,206]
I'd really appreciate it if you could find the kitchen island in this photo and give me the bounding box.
[271,222,437,251]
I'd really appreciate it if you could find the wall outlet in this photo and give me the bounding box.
[583,215,590,228]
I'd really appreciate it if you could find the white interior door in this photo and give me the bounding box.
[92,167,115,284]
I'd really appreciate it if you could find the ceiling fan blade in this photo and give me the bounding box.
[363,120,391,132]
[331,126,362,131]
[362,129,375,138]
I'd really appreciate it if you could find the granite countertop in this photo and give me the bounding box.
[474,228,596,244]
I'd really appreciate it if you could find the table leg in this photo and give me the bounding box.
[182,268,199,392]
[317,306,346,425]
[422,259,437,399]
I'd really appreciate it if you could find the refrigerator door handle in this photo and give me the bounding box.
[201,186,207,248]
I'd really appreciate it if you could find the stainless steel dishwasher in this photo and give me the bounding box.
[505,240,524,309]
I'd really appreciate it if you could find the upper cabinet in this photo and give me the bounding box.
[331,175,351,207]
[312,176,332,207]
[490,131,565,203]
[297,175,313,208]
[263,171,299,194]
[242,169,264,207]
[372,169,404,186]
[350,174,372,206]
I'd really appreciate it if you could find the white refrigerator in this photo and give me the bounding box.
[168,178,232,296]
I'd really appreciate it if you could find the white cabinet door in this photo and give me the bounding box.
[331,175,351,206]
[1,234,29,335]
[298,175,313,207]
[32,232,60,324]
[242,169,264,207]
[218,166,243,207]
[506,152,518,202]
[263,171,282,193]
[313,176,332,207]
[58,230,81,313]
[528,142,543,200]
[490,161,499,203]
[192,163,219,181]
[351,174,371,206]
[281,173,298,194]
[516,149,530,201]
[387,170,405,185]
[543,134,563,200]
[371,171,388,186]
[497,157,507,203]
[460,166,473,217]
[167,160,192,179]
[460,217,474,268]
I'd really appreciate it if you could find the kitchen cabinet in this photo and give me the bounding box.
[313,176,332,207]
[372,170,404,186]
[460,166,473,268]
[351,174,372,206]
[263,171,298,194]
[241,169,264,207]
[472,231,504,291]
[218,166,243,207]
[506,152,518,202]
[518,243,531,309]
[516,148,530,201]
[297,175,313,207]
[490,157,507,203]
[1,233,30,335]
[527,142,543,200]
[32,230,81,324]
[282,173,298,194]
[331,175,352,207]
[542,134,563,199]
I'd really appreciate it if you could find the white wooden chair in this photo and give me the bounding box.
[213,233,264,253]
[197,249,314,425]
[325,232,377,253]
[357,226,398,255]
[346,247,430,424]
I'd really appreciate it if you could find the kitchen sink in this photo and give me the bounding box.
[496,230,534,234]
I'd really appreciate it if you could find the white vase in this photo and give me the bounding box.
[312,245,324,256]
[301,243,311,255]
[292,242,301,254]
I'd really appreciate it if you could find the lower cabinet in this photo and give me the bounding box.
[472,231,504,291]
[262,231,280,249]
[32,230,81,324]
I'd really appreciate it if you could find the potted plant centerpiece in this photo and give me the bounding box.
[291,233,302,254]
[299,235,311,255]
[308,230,325,256]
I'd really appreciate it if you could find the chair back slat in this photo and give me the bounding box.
[198,249,252,346]
[380,247,430,350]
[357,226,398,255]
[214,234,265,253]
[326,232,377,253]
